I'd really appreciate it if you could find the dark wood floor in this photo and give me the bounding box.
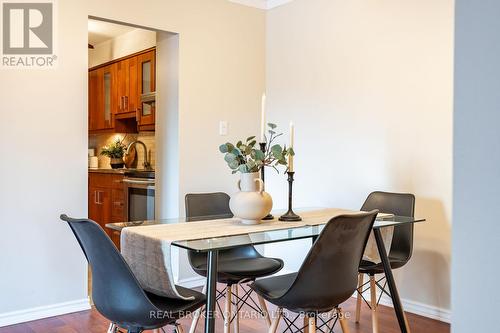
[0,293,449,333]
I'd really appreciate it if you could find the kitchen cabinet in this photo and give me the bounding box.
[116,56,138,115]
[88,65,116,132]
[137,50,156,131]
[88,173,125,249]
[88,48,156,134]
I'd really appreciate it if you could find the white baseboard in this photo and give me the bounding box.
[177,276,206,289]
[0,298,91,328]
[377,295,451,323]
[351,291,451,323]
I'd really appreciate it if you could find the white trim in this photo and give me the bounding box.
[266,0,294,9]
[227,0,293,10]
[351,292,451,323]
[377,295,451,323]
[177,276,206,289]
[0,298,91,327]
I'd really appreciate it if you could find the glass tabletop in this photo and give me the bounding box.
[105,211,425,252]
[171,215,425,252]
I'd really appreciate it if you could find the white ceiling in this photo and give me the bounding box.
[228,0,294,10]
[88,19,136,45]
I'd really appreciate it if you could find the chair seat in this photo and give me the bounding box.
[358,257,407,274]
[251,272,297,301]
[192,257,284,284]
[146,285,206,321]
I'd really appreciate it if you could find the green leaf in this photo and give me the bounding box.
[288,147,295,156]
[246,136,256,142]
[248,140,256,148]
[236,140,243,148]
[231,148,241,156]
[219,144,228,153]
[254,149,265,161]
[268,123,277,129]
[239,164,248,173]
[224,153,236,163]
[271,144,283,155]
[229,160,239,169]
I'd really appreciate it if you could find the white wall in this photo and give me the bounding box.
[265,0,453,319]
[0,0,265,325]
[453,1,500,331]
[88,28,157,68]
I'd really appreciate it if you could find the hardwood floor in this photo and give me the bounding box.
[0,293,449,333]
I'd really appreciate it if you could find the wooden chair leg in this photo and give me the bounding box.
[224,285,232,333]
[176,324,185,333]
[307,315,316,333]
[355,273,364,323]
[303,316,309,333]
[336,307,350,333]
[257,294,272,327]
[188,283,207,333]
[107,323,116,333]
[370,275,379,333]
[268,308,282,333]
[233,285,240,333]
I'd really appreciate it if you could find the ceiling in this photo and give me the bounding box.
[228,0,294,10]
[88,19,136,45]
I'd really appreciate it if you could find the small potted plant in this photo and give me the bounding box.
[219,123,294,224]
[100,138,126,169]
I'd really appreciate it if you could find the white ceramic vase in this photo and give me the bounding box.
[229,172,273,225]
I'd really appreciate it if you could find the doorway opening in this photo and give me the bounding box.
[86,16,180,299]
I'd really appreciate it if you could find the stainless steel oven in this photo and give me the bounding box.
[123,172,155,222]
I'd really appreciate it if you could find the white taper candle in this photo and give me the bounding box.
[289,121,294,172]
[260,93,266,142]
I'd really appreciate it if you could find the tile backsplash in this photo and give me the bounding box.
[89,132,155,169]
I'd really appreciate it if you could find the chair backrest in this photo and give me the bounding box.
[185,192,233,221]
[361,191,415,262]
[60,215,158,328]
[278,211,378,312]
[185,193,262,267]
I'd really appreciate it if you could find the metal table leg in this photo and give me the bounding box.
[204,250,218,333]
[373,228,411,333]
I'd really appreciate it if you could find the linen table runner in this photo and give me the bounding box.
[121,208,392,300]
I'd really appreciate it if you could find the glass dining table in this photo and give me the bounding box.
[107,213,425,333]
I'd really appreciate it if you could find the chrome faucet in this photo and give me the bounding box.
[126,140,151,170]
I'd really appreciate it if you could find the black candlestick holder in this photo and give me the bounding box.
[279,171,302,221]
[260,142,274,220]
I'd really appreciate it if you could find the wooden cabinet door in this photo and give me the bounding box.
[88,70,99,131]
[116,59,129,114]
[128,56,138,113]
[116,57,138,114]
[88,65,116,131]
[88,186,112,232]
[100,65,116,129]
[137,50,156,128]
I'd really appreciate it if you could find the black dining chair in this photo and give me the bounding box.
[60,214,205,333]
[355,191,415,333]
[185,192,284,333]
[250,210,378,333]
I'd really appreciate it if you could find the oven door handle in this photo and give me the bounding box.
[123,178,155,185]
